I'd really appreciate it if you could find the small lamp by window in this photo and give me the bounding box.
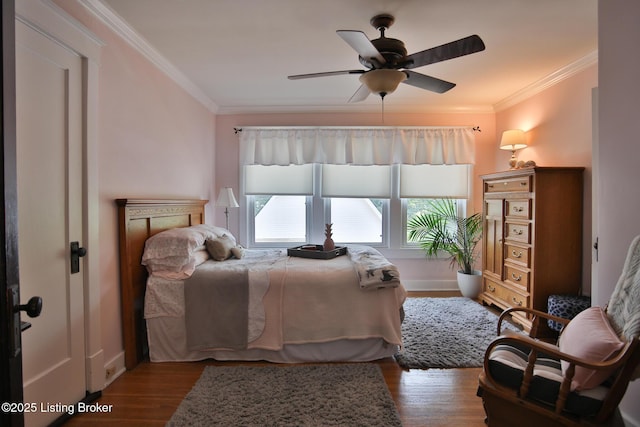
[215,187,239,230]
[499,129,527,169]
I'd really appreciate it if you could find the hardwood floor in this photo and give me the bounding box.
[63,360,486,427]
[64,293,489,426]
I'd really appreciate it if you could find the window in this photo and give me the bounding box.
[329,198,384,243]
[253,195,308,243]
[399,164,471,246]
[243,163,471,249]
[245,164,312,246]
[403,198,467,245]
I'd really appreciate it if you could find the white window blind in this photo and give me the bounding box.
[244,164,313,195]
[321,164,391,198]
[400,164,470,198]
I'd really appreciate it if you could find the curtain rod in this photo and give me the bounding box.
[234,126,481,134]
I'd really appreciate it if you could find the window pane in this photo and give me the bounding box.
[405,198,464,243]
[330,198,382,243]
[254,195,306,242]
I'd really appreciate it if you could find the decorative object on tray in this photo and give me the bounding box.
[407,198,483,298]
[287,244,347,259]
[323,223,335,251]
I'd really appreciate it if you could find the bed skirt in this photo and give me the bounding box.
[146,316,399,363]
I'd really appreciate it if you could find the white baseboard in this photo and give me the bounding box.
[86,349,104,393]
[103,351,126,388]
[402,279,459,292]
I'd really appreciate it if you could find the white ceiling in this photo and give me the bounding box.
[96,0,597,114]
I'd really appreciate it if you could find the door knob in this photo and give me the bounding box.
[19,296,43,318]
[70,241,87,274]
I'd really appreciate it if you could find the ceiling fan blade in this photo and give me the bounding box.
[348,84,371,103]
[404,35,485,69]
[336,30,386,66]
[402,70,456,93]
[288,69,365,80]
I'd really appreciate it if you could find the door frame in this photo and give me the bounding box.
[13,0,104,392]
[1,1,24,425]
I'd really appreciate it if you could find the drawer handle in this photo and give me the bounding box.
[511,250,522,258]
[513,206,524,213]
[520,181,527,186]
[488,184,494,188]
[512,297,523,306]
[487,284,495,292]
[512,228,523,235]
[511,272,522,281]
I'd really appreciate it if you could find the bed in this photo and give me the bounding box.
[117,199,406,369]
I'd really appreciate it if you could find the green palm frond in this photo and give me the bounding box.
[407,199,482,274]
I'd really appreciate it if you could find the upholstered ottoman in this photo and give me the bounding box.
[547,294,591,332]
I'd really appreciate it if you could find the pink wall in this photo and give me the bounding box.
[598,1,640,423]
[495,64,597,294]
[53,1,217,365]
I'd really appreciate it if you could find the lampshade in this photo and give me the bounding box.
[359,69,407,97]
[499,129,527,151]
[215,187,239,208]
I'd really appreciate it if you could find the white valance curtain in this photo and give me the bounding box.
[239,127,476,166]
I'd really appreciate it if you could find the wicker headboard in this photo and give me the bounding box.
[116,198,207,369]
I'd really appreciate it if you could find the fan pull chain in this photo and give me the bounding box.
[381,94,385,124]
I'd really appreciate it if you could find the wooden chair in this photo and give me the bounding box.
[478,235,640,427]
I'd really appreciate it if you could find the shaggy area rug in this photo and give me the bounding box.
[167,364,402,426]
[395,297,521,369]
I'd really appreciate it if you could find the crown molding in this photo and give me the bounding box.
[215,103,496,115]
[493,50,598,112]
[78,0,219,114]
[16,0,105,62]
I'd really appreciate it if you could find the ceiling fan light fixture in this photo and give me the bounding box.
[359,69,407,97]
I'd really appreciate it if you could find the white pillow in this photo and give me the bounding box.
[147,249,209,279]
[142,224,237,274]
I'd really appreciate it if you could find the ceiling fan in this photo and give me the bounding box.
[288,14,486,102]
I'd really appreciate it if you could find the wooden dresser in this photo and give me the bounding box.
[481,167,584,331]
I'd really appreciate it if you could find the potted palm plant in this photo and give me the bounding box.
[407,198,483,298]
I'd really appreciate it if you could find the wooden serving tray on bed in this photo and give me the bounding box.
[287,245,347,260]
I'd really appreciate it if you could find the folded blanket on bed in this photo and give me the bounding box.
[184,264,250,350]
[348,246,401,290]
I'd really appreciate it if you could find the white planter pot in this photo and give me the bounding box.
[457,270,483,299]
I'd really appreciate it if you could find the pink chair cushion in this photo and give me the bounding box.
[559,306,625,391]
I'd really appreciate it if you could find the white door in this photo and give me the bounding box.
[16,19,86,427]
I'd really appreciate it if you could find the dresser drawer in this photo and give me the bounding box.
[504,243,530,267]
[505,221,531,243]
[483,278,529,309]
[505,199,531,219]
[504,264,530,290]
[485,177,530,193]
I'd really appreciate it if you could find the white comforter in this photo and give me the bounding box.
[144,246,406,351]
